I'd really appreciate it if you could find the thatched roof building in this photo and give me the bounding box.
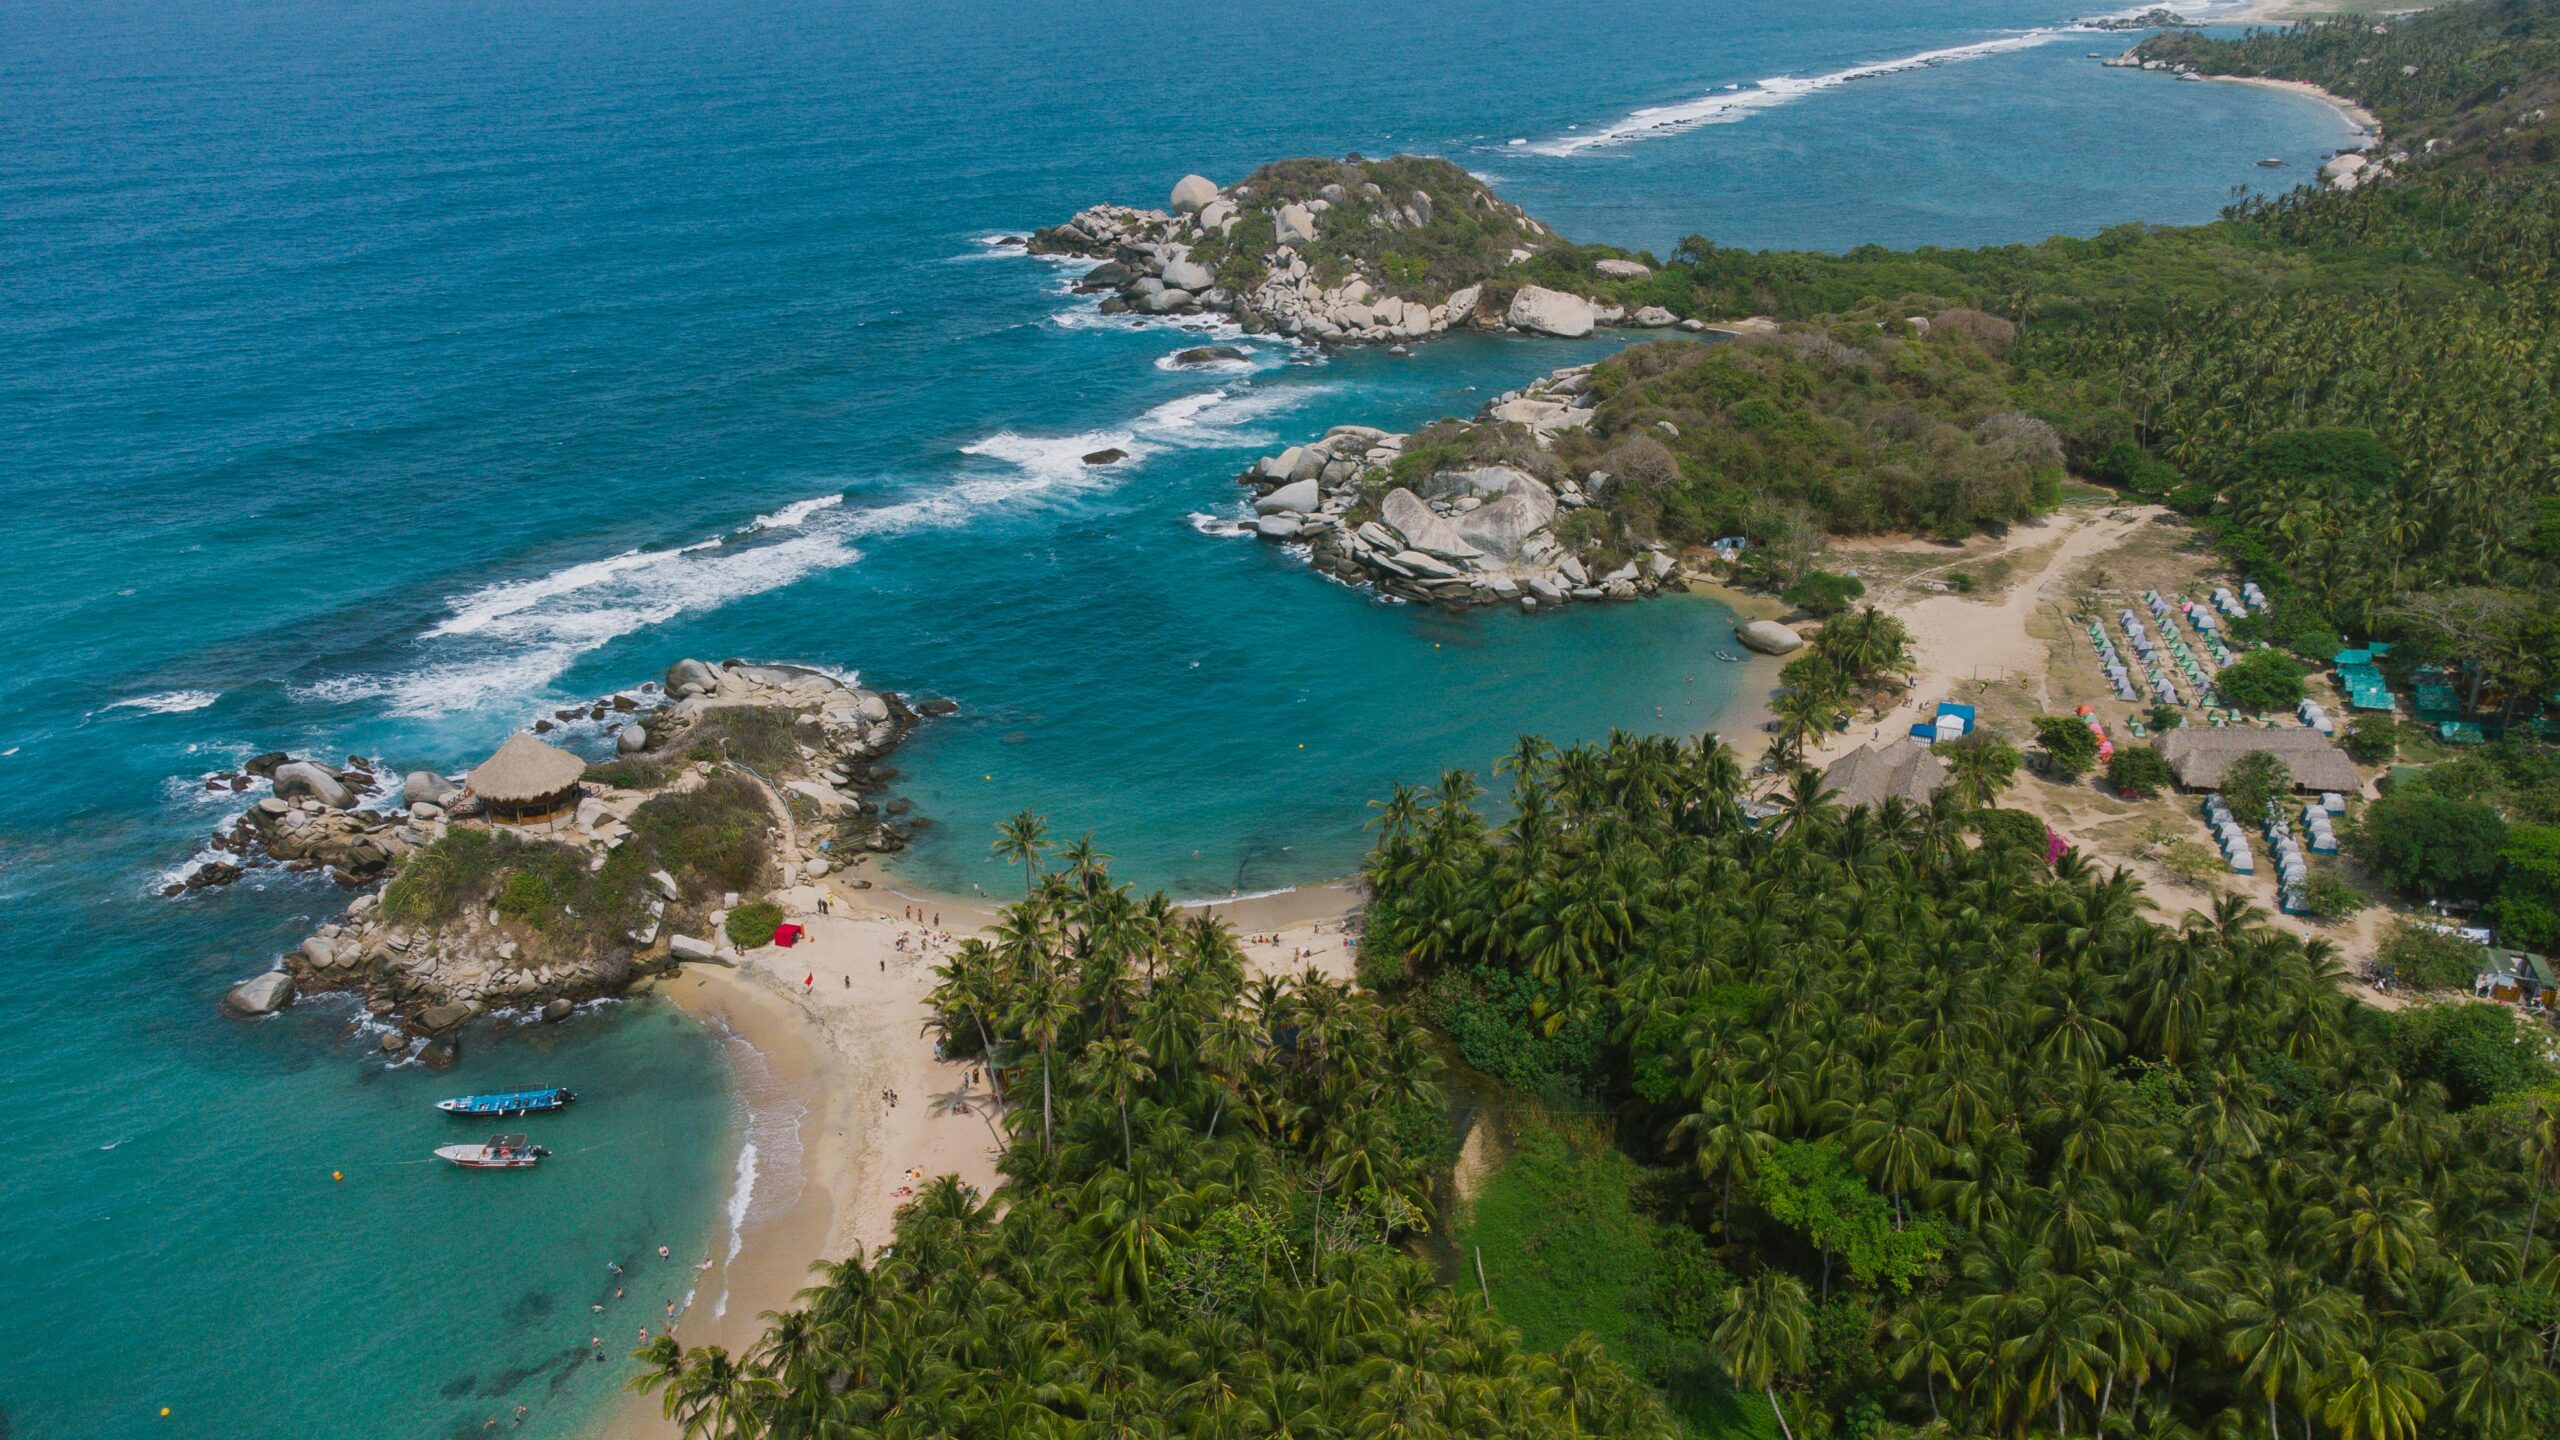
[467,733,587,823]
[2159,727,2363,794]
[1821,738,1948,812]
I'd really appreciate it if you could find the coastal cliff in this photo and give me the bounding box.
[211,660,940,1050]
[1023,155,1696,347]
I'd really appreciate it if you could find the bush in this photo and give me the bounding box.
[2106,746,2176,799]
[2032,715,2100,777]
[2341,715,2398,765]
[1972,808,2047,856]
[2214,650,2306,714]
[675,706,803,772]
[2222,752,2294,827]
[626,776,775,898]
[2384,1002,2548,1109]
[1783,568,1866,617]
[2378,921,2488,991]
[2492,821,2560,951]
[381,826,505,925]
[1421,965,1612,1099]
[2349,787,2506,902]
[725,900,786,949]
[587,758,673,791]
[2302,871,2370,922]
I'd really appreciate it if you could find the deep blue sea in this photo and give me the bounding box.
[0,1,2357,1434]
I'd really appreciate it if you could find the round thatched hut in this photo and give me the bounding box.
[466,733,587,824]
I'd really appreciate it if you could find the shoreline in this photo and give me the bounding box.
[2209,73,2381,140]
[608,871,1365,1436]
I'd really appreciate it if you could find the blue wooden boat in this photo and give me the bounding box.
[435,1086,575,1117]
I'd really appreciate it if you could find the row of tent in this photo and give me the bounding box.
[2299,802,2340,854]
[2086,621,2143,703]
[2297,696,2336,737]
[2203,794,2255,874]
[2269,804,2312,914]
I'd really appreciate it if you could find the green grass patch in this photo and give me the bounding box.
[1455,1116,1779,1439]
[586,758,673,791]
[625,776,774,900]
[379,775,774,949]
[676,705,802,772]
[725,900,785,949]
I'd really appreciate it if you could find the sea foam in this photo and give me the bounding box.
[103,690,220,715]
[302,383,1327,718]
[1531,28,2084,155]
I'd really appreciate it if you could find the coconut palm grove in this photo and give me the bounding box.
[628,5,2560,1436]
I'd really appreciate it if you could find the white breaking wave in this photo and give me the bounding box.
[750,494,845,530]
[724,1140,759,1272]
[1531,29,2083,155]
[1186,512,1256,539]
[300,385,1328,718]
[104,690,220,715]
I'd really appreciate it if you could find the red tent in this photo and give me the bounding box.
[773,923,803,948]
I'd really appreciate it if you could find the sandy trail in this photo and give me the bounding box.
[1794,505,2154,771]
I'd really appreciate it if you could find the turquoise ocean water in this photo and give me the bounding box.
[0,1,2357,1434]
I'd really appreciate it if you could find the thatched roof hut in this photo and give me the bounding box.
[1821,738,1948,812]
[2159,728,2363,794]
[467,733,587,823]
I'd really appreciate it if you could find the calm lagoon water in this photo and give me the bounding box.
[0,1,2353,1433]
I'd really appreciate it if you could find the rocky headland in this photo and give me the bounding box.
[1020,154,1714,348]
[1236,362,1692,609]
[212,659,940,1054]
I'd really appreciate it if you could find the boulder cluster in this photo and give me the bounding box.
[1239,366,1685,610]
[178,751,406,895]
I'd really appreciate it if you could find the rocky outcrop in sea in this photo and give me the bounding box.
[1019,155,1683,348]
[213,659,937,1050]
[1237,363,1687,610]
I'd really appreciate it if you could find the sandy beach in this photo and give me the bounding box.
[612,864,1361,1435]
[2210,74,2382,139]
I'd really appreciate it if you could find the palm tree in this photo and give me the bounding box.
[2227,1264,2346,1440]
[1713,1270,1812,1440]
[993,809,1051,894]
[1942,730,2020,808]
[1081,1035,1155,1167]
[1887,1292,1964,1424]
[2318,1331,2441,1440]
[1016,970,1076,1153]
[2516,1088,2560,1275]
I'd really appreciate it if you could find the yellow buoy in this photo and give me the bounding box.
[332,1171,344,1182]
[161,1408,171,1418]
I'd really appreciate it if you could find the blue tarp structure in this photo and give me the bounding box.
[1935,702,1977,733]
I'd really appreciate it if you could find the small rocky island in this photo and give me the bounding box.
[210,660,938,1054]
[1236,362,1690,609]
[1021,154,1708,347]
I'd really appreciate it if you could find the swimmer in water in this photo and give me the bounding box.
[658,1245,671,1259]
